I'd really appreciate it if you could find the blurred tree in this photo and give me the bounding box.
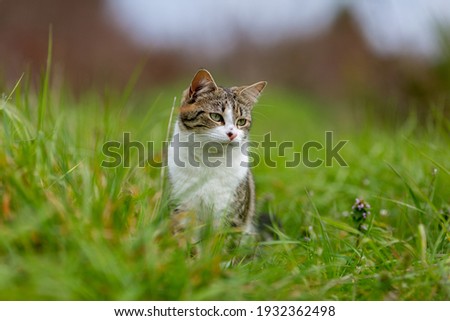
[0,1,447,120]
[0,0,185,93]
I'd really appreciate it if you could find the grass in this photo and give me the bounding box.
[0,70,449,300]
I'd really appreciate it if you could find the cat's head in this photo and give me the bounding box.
[178,69,266,144]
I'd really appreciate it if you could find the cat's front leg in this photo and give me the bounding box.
[170,207,201,256]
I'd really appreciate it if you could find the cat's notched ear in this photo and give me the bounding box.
[238,81,267,103]
[188,69,218,101]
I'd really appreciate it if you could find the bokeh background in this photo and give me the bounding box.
[1,1,449,301]
[1,0,449,121]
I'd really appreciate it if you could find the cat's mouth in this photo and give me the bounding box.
[215,140,241,148]
[205,139,239,147]
[196,133,241,145]
[224,140,240,146]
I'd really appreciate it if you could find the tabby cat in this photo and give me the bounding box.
[168,69,266,239]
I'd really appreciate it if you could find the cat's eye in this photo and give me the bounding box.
[236,118,247,127]
[210,113,223,122]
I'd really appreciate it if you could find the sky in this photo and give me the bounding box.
[105,0,450,57]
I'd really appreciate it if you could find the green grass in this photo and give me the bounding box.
[0,72,449,300]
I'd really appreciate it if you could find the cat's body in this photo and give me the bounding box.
[169,123,255,231]
[168,69,266,236]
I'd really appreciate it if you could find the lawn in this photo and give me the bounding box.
[0,71,449,300]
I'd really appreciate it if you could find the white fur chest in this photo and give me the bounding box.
[167,122,249,220]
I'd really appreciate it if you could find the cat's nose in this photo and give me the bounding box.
[227,131,237,141]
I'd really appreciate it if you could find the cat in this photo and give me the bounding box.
[167,69,267,242]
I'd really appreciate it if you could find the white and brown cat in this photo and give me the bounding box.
[168,69,267,241]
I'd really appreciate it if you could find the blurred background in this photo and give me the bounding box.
[1,0,449,119]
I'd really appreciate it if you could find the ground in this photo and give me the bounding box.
[0,74,448,300]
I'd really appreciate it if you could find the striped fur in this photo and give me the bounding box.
[168,69,266,238]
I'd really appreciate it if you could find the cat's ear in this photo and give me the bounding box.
[187,69,218,102]
[238,81,267,104]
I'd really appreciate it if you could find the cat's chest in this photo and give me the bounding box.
[170,163,246,199]
[168,131,248,215]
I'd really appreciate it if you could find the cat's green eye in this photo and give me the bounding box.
[210,113,222,122]
[236,118,247,127]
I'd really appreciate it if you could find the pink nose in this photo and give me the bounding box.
[227,132,237,141]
